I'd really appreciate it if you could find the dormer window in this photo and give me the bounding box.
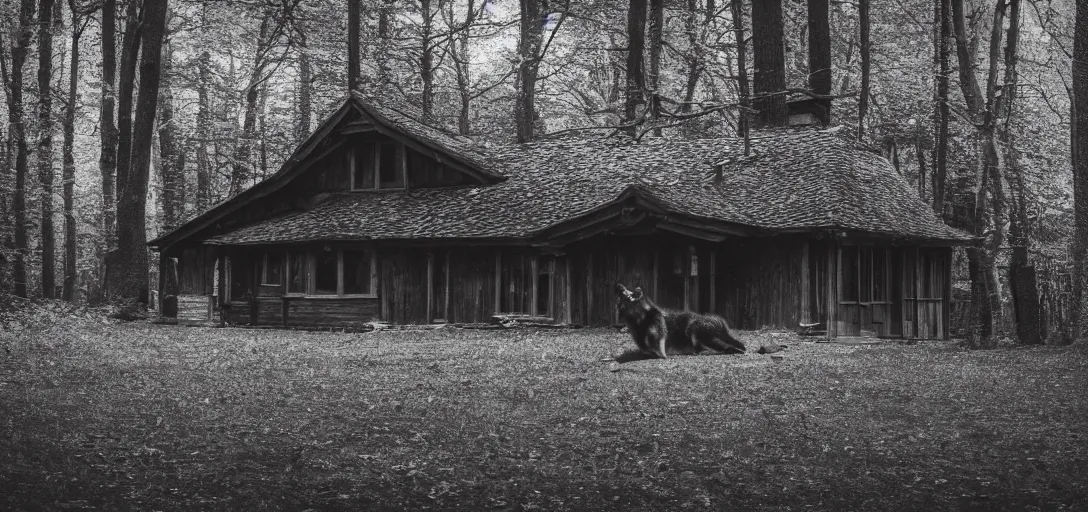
[351,136,406,190]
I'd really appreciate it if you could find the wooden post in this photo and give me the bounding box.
[800,241,810,324]
[652,248,659,298]
[683,247,691,312]
[530,256,539,317]
[564,257,572,323]
[444,252,450,322]
[494,252,502,314]
[380,252,389,321]
[915,247,923,338]
[826,240,836,339]
[157,252,167,315]
[709,249,717,315]
[942,246,952,340]
[586,255,594,325]
[426,252,434,322]
[216,248,227,324]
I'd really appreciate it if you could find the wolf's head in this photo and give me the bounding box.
[615,283,648,316]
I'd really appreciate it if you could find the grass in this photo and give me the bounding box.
[1,315,1086,511]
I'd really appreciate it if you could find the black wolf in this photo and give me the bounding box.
[614,283,746,362]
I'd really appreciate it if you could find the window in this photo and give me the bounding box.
[262,252,283,286]
[287,250,307,294]
[536,256,553,316]
[343,249,375,295]
[841,246,859,302]
[378,142,403,188]
[872,249,888,302]
[314,248,339,295]
[351,144,376,190]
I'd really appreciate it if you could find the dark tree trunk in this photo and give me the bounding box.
[295,47,311,143]
[807,0,831,100]
[419,0,436,116]
[454,0,475,136]
[648,0,663,136]
[751,0,786,129]
[857,0,870,140]
[37,0,57,299]
[158,39,183,231]
[111,0,168,308]
[98,0,117,300]
[115,0,141,203]
[732,0,751,143]
[932,0,951,217]
[624,0,648,137]
[7,0,36,298]
[378,0,394,85]
[62,9,84,302]
[196,50,211,211]
[348,0,360,91]
[515,0,542,143]
[680,0,703,127]
[1073,0,1088,342]
[916,143,927,199]
[231,16,269,196]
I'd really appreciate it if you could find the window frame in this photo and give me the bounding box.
[260,252,284,287]
[350,138,407,191]
[283,248,379,299]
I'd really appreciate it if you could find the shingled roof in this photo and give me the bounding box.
[204,126,974,246]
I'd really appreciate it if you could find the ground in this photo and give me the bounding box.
[1,311,1086,511]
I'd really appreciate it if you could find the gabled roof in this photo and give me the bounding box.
[200,127,974,246]
[148,91,502,250]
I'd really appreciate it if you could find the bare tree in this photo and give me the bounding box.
[6,0,36,298]
[624,0,648,137]
[61,0,89,302]
[1074,0,1088,342]
[158,36,183,231]
[515,0,543,142]
[751,0,786,128]
[37,0,57,298]
[931,0,951,216]
[111,0,169,307]
[858,0,870,139]
[647,0,663,136]
[98,0,117,296]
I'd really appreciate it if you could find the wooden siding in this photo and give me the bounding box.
[447,248,497,323]
[176,235,953,336]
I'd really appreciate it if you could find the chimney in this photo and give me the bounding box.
[348,0,361,91]
[786,96,832,127]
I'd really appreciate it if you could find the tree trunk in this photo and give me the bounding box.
[111,0,168,308]
[515,0,542,143]
[348,0,360,91]
[8,0,36,299]
[295,47,312,143]
[196,50,211,211]
[751,0,787,129]
[648,0,663,136]
[454,0,475,135]
[623,0,648,137]
[857,0,870,140]
[37,0,57,299]
[419,0,436,116]
[807,0,831,123]
[158,38,183,231]
[916,143,927,199]
[115,0,141,203]
[378,0,394,85]
[932,0,951,217]
[98,0,117,301]
[62,9,83,302]
[732,0,751,143]
[1073,0,1088,343]
[231,16,270,196]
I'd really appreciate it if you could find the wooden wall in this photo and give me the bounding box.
[178,235,952,338]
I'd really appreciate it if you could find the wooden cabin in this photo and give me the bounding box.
[148,92,975,339]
